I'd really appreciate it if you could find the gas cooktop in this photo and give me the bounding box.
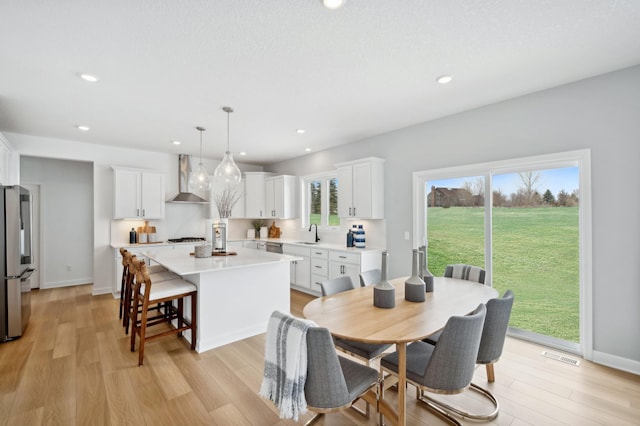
[167,237,206,243]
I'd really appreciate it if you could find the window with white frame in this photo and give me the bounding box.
[304,174,340,228]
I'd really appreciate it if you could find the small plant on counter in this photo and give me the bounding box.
[252,219,264,234]
[214,187,244,218]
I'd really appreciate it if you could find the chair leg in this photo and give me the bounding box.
[138,299,150,366]
[486,363,495,382]
[177,298,184,338]
[129,292,139,352]
[123,275,134,334]
[190,293,197,350]
[303,413,323,426]
[416,389,463,426]
[118,268,126,319]
[417,383,499,422]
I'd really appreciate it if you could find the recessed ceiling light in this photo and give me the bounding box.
[171,140,181,145]
[296,129,305,134]
[305,148,312,152]
[239,151,247,156]
[321,0,345,10]
[75,125,90,131]
[78,73,99,82]
[436,75,453,84]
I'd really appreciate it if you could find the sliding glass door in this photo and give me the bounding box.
[414,151,591,356]
[492,167,580,348]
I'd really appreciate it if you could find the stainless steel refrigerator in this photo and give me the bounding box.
[1,185,34,342]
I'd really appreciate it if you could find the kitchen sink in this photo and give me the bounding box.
[295,241,318,245]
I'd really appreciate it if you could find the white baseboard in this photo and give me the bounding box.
[592,350,640,375]
[92,285,113,296]
[42,278,93,289]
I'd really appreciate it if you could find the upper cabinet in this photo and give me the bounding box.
[244,172,272,218]
[113,167,165,219]
[243,172,297,219]
[335,157,384,219]
[0,133,19,186]
[265,175,297,219]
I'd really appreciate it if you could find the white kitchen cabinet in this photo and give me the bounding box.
[329,249,381,287]
[0,142,8,185]
[335,157,384,219]
[113,167,165,219]
[244,172,273,218]
[309,248,329,294]
[283,244,312,293]
[243,240,266,250]
[265,175,297,219]
[0,134,19,185]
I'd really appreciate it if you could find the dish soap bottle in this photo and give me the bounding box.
[129,228,137,244]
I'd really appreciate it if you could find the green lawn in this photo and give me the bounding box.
[309,213,340,227]
[427,207,579,342]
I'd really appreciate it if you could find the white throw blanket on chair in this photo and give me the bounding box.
[259,310,316,420]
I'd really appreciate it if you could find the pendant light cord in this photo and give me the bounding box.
[196,126,206,163]
[222,106,233,153]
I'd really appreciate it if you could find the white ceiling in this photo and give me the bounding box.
[1,1,639,164]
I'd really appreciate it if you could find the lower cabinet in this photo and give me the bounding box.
[285,244,381,296]
[329,249,381,287]
[309,248,329,294]
[283,244,311,292]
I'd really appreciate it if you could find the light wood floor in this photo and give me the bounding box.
[0,285,638,425]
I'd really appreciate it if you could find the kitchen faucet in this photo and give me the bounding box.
[309,223,320,242]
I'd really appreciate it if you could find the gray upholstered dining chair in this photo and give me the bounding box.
[444,263,486,284]
[422,290,514,421]
[304,327,380,425]
[380,304,487,426]
[319,275,391,418]
[320,275,355,296]
[359,268,381,287]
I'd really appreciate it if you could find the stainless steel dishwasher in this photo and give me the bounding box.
[265,242,283,253]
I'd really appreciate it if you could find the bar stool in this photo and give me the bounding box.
[129,259,197,365]
[122,253,178,333]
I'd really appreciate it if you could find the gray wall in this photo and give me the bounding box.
[267,65,640,369]
[20,156,94,287]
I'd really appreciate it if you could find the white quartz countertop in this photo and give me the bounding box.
[229,238,384,253]
[140,246,301,276]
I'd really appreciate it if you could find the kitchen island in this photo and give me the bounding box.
[141,245,300,353]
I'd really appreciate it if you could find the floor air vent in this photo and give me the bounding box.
[541,351,580,366]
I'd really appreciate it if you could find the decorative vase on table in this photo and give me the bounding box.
[373,251,395,308]
[419,246,434,292]
[405,249,426,302]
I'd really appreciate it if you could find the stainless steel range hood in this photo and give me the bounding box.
[167,154,209,204]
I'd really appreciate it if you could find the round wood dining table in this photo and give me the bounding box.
[303,276,498,426]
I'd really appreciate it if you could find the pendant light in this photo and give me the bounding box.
[213,106,242,191]
[188,126,212,191]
